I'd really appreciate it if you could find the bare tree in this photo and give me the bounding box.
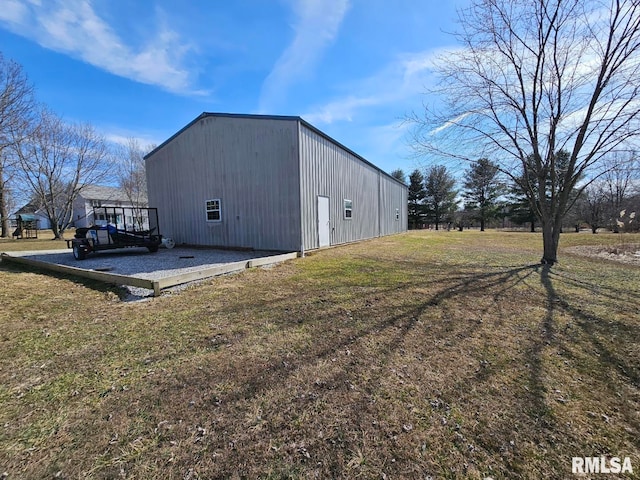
[601,153,636,231]
[115,137,148,207]
[114,137,150,229]
[14,108,110,239]
[579,184,608,233]
[0,53,35,237]
[411,0,640,264]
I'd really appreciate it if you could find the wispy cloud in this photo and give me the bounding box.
[104,132,161,150]
[259,0,350,112]
[303,49,443,125]
[0,0,203,95]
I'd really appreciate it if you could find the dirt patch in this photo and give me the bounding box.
[565,243,640,266]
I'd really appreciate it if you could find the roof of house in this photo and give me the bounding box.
[14,203,41,215]
[78,185,135,203]
[144,112,408,188]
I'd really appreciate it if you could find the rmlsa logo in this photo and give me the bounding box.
[572,456,633,474]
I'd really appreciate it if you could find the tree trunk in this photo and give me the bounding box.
[540,220,561,265]
[0,166,8,238]
[50,217,63,240]
[480,217,485,232]
[591,225,597,234]
[530,221,535,233]
[0,185,8,238]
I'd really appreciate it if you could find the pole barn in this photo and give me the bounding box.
[145,113,408,253]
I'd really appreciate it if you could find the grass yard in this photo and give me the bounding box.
[0,230,70,252]
[1,230,639,479]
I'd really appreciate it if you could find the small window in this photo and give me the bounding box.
[344,199,353,219]
[395,208,400,221]
[206,199,222,222]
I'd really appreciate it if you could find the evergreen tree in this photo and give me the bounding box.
[424,165,457,230]
[407,169,426,229]
[390,168,406,183]
[462,158,503,231]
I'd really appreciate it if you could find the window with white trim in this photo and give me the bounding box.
[206,199,222,222]
[344,199,353,219]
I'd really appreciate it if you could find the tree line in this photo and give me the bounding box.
[408,0,640,264]
[0,53,150,240]
[391,150,639,233]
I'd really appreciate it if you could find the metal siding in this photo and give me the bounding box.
[146,116,301,251]
[299,125,404,250]
[378,174,408,235]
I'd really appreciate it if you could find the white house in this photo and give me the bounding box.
[12,203,52,230]
[72,185,147,228]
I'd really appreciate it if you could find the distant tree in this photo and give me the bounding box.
[453,208,472,231]
[115,138,148,207]
[411,0,640,264]
[507,150,575,232]
[601,154,637,232]
[13,108,110,239]
[390,168,406,183]
[114,138,152,229]
[0,54,35,238]
[507,181,537,232]
[424,165,457,230]
[578,184,608,233]
[407,169,426,229]
[462,158,503,231]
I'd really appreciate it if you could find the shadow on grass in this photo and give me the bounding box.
[539,265,640,389]
[46,258,639,478]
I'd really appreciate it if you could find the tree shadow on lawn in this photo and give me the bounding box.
[51,261,640,478]
[107,266,557,470]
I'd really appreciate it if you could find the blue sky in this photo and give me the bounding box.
[0,0,467,177]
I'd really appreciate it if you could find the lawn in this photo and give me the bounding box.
[0,230,638,479]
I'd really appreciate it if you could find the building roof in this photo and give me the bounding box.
[78,185,135,203]
[145,112,407,188]
[14,203,41,215]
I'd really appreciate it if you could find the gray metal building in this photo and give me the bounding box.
[145,113,408,253]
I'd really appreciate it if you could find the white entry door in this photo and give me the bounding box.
[317,196,330,248]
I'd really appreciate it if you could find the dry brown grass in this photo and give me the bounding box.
[1,230,639,479]
[0,229,70,252]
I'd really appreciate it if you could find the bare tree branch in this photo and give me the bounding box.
[0,53,35,237]
[13,108,110,239]
[410,0,640,263]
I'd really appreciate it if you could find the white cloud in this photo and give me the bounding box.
[104,131,162,151]
[0,0,28,24]
[302,49,443,125]
[0,0,202,95]
[259,0,350,112]
[303,95,379,124]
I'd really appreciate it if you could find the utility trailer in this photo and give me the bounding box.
[67,206,172,260]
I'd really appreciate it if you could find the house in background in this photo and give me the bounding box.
[145,113,408,253]
[72,185,147,228]
[12,203,52,230]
